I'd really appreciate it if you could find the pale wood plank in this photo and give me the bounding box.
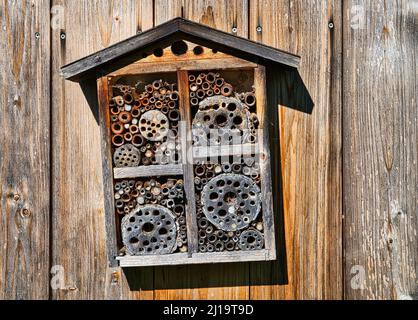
[51,0,154,300]
[343,0,418,300]
[108,57,257,77]
[249,0,343,300]
[97,77,119,268]
[193,144,259,160]
[153,0,250,300]
[114,165,183,179]
[0,0,51,300]
[118,250,272,267]
[177,70,199,256]
[255,66,276,258]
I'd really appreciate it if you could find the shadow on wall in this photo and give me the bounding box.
[79,64,313,291]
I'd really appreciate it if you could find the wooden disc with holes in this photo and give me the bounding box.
[121,205,178,255]
[113,143,141,167]
[201,173,261,231]
[139,110,169,141]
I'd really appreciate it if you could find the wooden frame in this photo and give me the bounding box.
[61,17,300,81]
[97,59,276,267]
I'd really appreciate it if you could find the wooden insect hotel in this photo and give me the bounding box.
[60,18,300,267]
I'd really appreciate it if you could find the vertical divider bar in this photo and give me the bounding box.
[97,76,119,267]
[177,70,198,256]
[255,66,276,259]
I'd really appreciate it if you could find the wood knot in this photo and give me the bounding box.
[20,208,31,218]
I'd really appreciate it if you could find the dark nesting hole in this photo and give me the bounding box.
[215,114,228,126]
[203,115,211,122]
[224,191,237,204]
[218,209,227,217]
[227,103,237,111]
[142,222,154,233]
[246,95,255,106]
[193,46,204,55]
[129,237,139,244]
[159,227,168,235]
[247,236,256,244]
[153,47,164,57]
[113,135,123,144]
[233,116,243,125]
[171,41,188,55]
[210,192,218,200]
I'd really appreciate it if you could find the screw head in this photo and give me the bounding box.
[232,27,238,33]
[256,26,262,32]
[60,32,66,40]
[35,32,40,39]
[328,22,334,29]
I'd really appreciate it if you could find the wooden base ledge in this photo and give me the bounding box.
[117,249,274,267]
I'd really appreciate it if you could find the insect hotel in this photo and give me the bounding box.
[60,18,300,267]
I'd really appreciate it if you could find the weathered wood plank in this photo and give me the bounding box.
[114,164,183,179]
[97,77,119,267]
[118,250,271,267]
[193,144,259,160]
[153,0,250,300]
[255,65,276,259]
[343,0,418,300]
[51,0,154,300]
[249,0,343,300]
[108,57,257,77]
[177,70,198,256]
[0,0,51,300]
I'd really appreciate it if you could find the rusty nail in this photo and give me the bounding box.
[13,194,20,201]
[111,271,120,284]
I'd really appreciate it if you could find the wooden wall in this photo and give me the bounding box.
[0,0,416,300]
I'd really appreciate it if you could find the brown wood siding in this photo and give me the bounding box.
[0,0,416,300]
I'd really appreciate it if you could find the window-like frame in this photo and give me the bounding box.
[97,59,276,267]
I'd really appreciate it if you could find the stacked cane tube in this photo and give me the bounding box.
[190,71,265,252]
[110,80,181,167]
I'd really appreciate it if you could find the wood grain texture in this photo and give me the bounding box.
[60,16,300,80]
[0,0,51,300]
[153,0,250,300]
[249,0,343,299]
[177,70,198,256]
[51,0,154,299]
[343,0,418,300]
[1,0,416,301]
[114,164,183,179]
[97,76,119,267]
[255,65,276,259]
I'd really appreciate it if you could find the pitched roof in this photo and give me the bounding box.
[61,17,300,81]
